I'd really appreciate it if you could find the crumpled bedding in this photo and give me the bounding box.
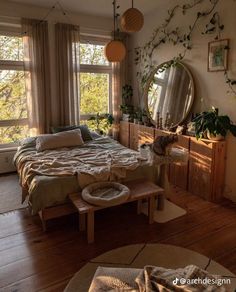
[14,137,149,213]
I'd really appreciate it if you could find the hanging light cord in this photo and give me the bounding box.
[113,0,116,40]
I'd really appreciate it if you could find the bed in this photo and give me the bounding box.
[14,133,158,228]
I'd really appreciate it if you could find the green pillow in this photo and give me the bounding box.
[51,125,93,141]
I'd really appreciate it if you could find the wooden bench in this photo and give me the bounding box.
[69,180,164,243]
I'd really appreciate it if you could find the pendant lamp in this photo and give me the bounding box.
[121,0,144,33]
[104,0,126,62]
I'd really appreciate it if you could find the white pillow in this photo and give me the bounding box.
[36,129,84,151]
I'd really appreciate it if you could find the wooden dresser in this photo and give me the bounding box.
[119,121,226,202]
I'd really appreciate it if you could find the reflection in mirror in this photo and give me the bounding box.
[146,62,194,128]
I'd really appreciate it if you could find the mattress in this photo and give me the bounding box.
[14,137,158,214]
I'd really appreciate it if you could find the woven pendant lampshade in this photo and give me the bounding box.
[104,0,126,62]
[104,40,126,62]
[121,0,144,33]
[121,7,144,33]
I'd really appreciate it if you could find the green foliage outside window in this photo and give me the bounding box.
[0,37,111,144]
[0,35,28,144]
[80,73,109,115]
[80,43,109,66]
[0,35,23,61]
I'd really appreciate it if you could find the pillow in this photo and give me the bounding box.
[51,125,93,141]
[90,131,101,139]
[20,137,37,148]
[36,129,84,151]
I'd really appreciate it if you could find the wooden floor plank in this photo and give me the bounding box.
[0,187,235,291]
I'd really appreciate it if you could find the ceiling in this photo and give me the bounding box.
[8,0,160,18]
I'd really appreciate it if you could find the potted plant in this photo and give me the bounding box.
[142,109,149,124]
[120,84,133,121]
[192,107,236,140]
[136,108,143,124]
[88,113,104,134]
[132,111,139,124]
[119,104,134,121]
[104,113,114,136]
[122,84,133,105]
[88,113,114,135]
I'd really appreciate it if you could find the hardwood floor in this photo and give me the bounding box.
[0,187,236,291]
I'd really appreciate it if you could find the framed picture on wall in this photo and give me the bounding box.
[208,39,229,72]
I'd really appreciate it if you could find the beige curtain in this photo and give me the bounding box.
[22,18,51,134]
[55,23,80,126]
[112,33,129,139]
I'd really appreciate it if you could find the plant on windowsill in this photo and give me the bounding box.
[192,107,236,140]
[88,113,114,135]
[104,113,114,136]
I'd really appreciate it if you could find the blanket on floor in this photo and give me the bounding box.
[89,265,229,291]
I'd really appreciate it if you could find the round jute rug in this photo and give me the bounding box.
[64,243,236,292]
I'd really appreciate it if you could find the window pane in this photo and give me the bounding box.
[80,73,109,114]
[80,43,109,65]
[155,70,166,80]
[0,125,29,144]
[0,70,27,120]
[0,35,23,61]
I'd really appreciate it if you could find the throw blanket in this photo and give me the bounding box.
[15,137,145,201]
[89,265,229,291]
[136,265,228,292]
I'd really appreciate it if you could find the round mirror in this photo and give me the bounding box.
[144,62,194,128]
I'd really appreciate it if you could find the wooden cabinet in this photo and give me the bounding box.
[119,122,226,202]
[170,135,190,190]
[129,123,155,151]
[138,125,155,146]
[188,138,226,202]
[154,129,190,190]
[129,123,139,150]
[119,121,130,148]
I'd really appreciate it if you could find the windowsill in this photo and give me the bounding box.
[0,144,18,153]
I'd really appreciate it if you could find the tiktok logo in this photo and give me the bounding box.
[173,278,179,285]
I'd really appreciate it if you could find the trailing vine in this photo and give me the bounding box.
[134,0,236,96]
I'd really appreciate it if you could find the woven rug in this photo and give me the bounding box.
[0,174,27,214]
[64,244,236,292]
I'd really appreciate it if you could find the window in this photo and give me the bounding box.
[79,37,112,121]
[148,69,168,121]
[0,32,28,146]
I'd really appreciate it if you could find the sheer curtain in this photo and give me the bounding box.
[22,18,51,134]
[112,33,129,139]
[55,23,80,126]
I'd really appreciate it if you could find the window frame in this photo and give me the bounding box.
[0,27,28,147]
[79,36,112,121]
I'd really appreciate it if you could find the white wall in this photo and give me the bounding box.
[130,0,236,201]
[0,0,113,125]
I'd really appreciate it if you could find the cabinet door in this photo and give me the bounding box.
[188,138,213,199]
[169,135,190,190]
[210,142,226,202]
[129,123,139,150]
[119,121,130,148]
[154,130,189,190]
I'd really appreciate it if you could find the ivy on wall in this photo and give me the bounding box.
[134,0,236,96]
